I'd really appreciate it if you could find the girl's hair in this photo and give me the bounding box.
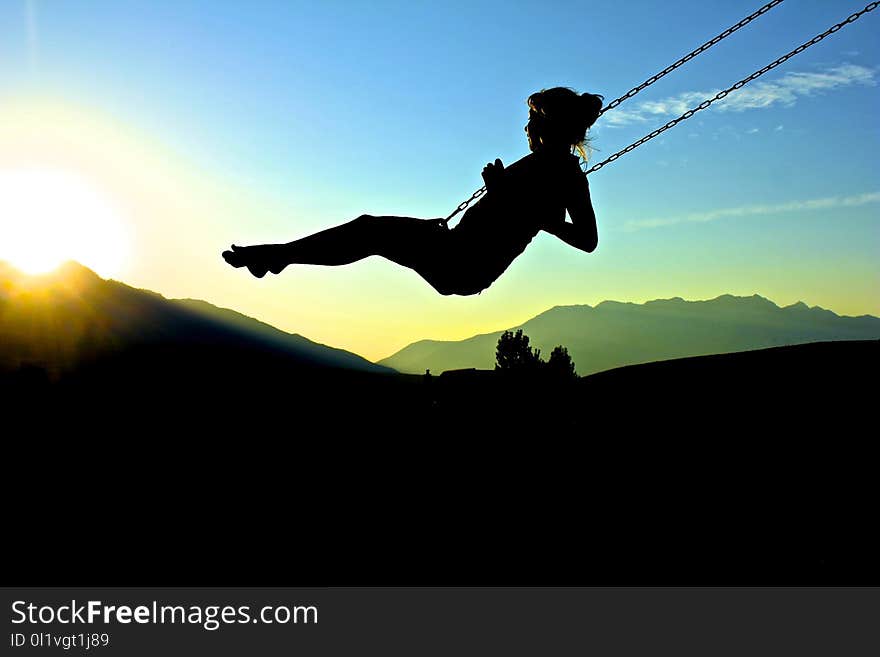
[527,87,604,161]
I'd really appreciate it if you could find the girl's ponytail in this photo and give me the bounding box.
[527,87,603,162]
[581,93,604,130]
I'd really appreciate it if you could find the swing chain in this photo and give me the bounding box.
[446,185,487,223]
[444,0,786,223]
[585,1,879,174]
[599,0,785,116]
[446,0,877,221]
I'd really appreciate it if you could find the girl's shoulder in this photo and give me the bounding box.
[506,151,578,176]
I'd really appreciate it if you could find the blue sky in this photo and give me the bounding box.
[1,0,877,359]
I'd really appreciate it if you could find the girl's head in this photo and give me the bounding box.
[525,87,603,160]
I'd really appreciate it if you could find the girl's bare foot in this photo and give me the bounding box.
[222,244,286,278]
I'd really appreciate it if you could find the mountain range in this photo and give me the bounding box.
[379,294,880,375]
[4,260,877,384]
[4,260,878,385]
[0,260,392,378]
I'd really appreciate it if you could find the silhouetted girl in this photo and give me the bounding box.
[223,87,602,295]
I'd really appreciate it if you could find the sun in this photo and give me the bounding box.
[0,168,130,277]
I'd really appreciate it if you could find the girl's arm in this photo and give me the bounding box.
[543,171,598,253]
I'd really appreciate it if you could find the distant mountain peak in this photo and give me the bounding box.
[58,260,101,282]
[0,259,103,293]
[644,296,687,307]
[0,259,99,280]
[58,259,97,274]
[596,300,636,309]
[706,293,778,310]
[714,292,766,301]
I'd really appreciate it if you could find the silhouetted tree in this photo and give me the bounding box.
[495,331,578,381]
[546,345,577,380]
[495,329,542,372]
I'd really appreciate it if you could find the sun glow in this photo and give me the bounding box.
[0,168,130,277]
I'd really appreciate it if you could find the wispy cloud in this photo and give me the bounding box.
[604,64,876,127]
[623,191,880,232]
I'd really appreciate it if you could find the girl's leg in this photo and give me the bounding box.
[222,214,449,279]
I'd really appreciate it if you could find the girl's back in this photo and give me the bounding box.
[451,150,584,283]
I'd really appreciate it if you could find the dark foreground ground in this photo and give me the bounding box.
[3,340,876,585]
